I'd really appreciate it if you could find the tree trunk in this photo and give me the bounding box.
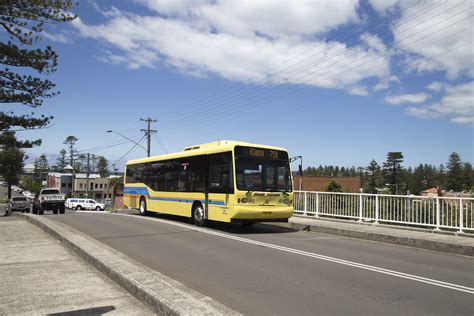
[7,181,12,200]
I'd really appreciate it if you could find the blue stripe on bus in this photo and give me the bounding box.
[124,187,226,206]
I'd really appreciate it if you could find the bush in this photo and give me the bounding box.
[325,180,343,192]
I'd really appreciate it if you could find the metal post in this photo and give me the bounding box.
[458,198,464,233]
[435,197,440,230]
[315,192,319,217]
[86,153,90,199]
[303,192,307,216]
[375,195,379,224]
[358,194,363,222]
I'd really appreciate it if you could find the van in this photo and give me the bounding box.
[66,198,106,211]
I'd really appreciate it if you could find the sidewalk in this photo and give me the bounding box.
[0,216,154,315]
[289,216,474,256]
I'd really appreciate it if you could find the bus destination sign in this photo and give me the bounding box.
[235,146,288,160]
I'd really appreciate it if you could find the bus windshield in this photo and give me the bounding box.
[235,146,292,192]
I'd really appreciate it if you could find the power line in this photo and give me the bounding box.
[188,39,473,138]
[161,2,470,128]
[157,0,440,124]
[159,5,472,130]
[155,0,415,122]
[113,134,147,166]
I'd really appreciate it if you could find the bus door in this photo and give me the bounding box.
[207,152,233,221]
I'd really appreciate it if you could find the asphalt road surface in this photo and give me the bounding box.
[48,211,473,315]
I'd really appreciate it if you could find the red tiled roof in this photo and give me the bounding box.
[293,176,361,192]
[422,187,439,194]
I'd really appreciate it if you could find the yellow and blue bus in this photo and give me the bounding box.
[123,141,293,226]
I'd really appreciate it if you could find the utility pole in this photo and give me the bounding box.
[140,117,157,157]
[86,153,90,198]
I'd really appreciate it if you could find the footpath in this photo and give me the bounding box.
[288,215,474,256]
[0,216,153,315]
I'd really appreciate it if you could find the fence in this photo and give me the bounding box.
[294,191,474,233]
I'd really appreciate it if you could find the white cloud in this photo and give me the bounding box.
[426,81,444,92]
[368,0,400,13]
[140,0,360,39]
[406,81,474,125]
[73,2,390,91]
[385,92,430,105]
[360,33,387,54]
[350,85,369,96]
[43,31,73,44]
[393,1,474,79]
[373,75,399,91]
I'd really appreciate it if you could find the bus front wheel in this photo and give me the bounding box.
[192,204,206,227]
[139,198,149,216]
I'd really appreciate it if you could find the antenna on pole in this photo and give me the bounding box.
[140,117,157,157]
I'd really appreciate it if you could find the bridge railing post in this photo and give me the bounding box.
[303,192,307,216]
[459,198,464,233]
[375,195,379,224]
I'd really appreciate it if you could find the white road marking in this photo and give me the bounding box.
[91,212,474,294]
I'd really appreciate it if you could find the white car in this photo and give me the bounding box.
[66,198,106,211]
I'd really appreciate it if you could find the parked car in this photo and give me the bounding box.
[6,196,30,213]
[67,198,106,211]
[32,188,66,215]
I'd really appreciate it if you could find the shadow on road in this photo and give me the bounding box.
[48,305,115,316]
[124,211,299,235]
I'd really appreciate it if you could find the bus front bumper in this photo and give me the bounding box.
[230,205,293,222]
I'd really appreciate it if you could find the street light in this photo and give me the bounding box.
[106,130,147,152]
[290,155,303,176]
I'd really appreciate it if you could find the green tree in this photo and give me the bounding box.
[97,156,109,177]
[365,159,381,193]
[383,152,404,194]
[0,1,76,146]
[0,146,25,199]
[63,135,78,168]
[56,149,67,172]
[446,152,464,192]
[463,162,473,191]
[325,180,343,192]
[34,154,49,181]
[109,176,122,210]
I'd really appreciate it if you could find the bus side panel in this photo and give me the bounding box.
[123,184,144,209]
[207,193,234,223]
[146,191,205,218]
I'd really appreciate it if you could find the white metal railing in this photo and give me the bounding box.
[294,191,474,233]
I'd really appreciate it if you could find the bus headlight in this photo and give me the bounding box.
[241,198,248,204]
[283,199,290,205]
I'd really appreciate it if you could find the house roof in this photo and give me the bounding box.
[292,176,361,193]
[422,187,439,193]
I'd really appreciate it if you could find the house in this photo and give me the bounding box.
[47,173,121,200]
[292,176,361,192]
[421,187,441,197]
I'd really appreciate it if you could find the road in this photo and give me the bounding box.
[49,211,473,315]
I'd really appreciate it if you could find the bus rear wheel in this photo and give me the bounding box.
[192,204,206,227]
[139,198,149,216]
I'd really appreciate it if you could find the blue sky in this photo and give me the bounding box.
[6,0,473,170]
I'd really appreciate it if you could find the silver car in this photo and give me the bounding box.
[6,196,30,213]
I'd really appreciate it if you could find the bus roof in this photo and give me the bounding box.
[126,140,288,165]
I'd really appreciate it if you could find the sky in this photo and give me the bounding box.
[5,0,474,171]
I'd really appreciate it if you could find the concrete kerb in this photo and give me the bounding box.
[288,220,474,256]
[17,213,240,316]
